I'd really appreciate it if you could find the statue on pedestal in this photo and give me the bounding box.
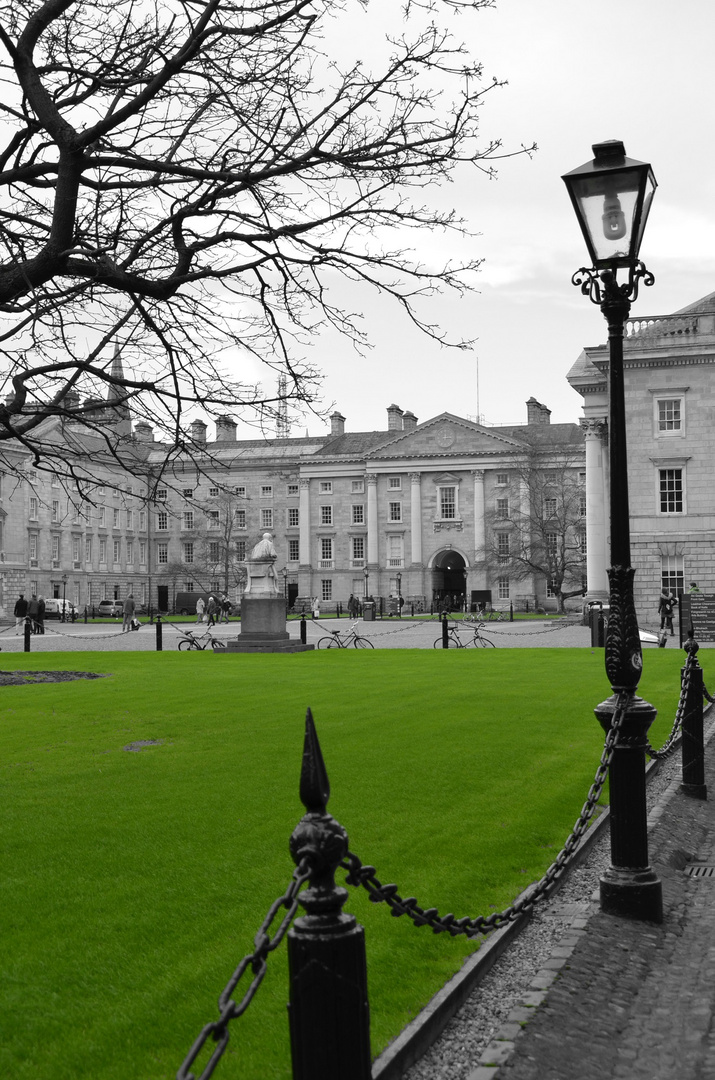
[244,532,280,595]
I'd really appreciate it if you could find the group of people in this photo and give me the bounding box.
[13,593,45,634]
[657,581,700,636]
[195,594,232,625]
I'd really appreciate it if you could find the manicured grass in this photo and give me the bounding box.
[0,647,698,1079]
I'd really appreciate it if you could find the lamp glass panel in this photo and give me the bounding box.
[569,171,642,266]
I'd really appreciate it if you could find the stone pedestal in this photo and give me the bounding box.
[224,596,314,653]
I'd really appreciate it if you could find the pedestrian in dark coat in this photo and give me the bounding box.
[14,594,28,634]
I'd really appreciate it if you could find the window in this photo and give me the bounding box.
[113,508,120,528]
[139,541,147,565]
[97,485,105,496]
[388,501,402,522]
[235,539,247,561]
[388,477,401,490]
[29,533,38,562]
[659,469,684,514]
[496,497,509,520]
[546,579,558,598]
[497,576,510,600]
[320,538,333,566]
[157,511,168,530]
[352,504,364,525]
[156,487,167,501]
[113,540,121,564]
[139,510,147,531]
[182,511,194,530]
[387,534,404,567]
[183,542,194,563]
[321,579,333,601]
[52,535,60,562]
[85,538,92,563]
[544,498,557,519]
[127,540,134,564]
[288,507,299,527]
[182,488,194,499]
[72,536,81,564]
[207,510,220,528]
[287,484,299,497]
[352,536,365,563]
[209,486,219,498]
[351,479,364,494]
[497,532,510,563]
[579,495,587,518]
[208,542,220,562]
[157,542,168,564]
[657,398,683,434]
[661,555,684,596]
[439,486,457,519]
[99,538,107,564]
[51,499,60,522]
[98,506,106,527]
[546,532,558,559]
[496,473,508,486]
[126,509,134,530]
[320,505,333,526]
[319,481,332,494]
[288,538,299,562]
[234,485,246,498]
[261,485,273,498]
[234,508,246,529]
[260,508,272,529]
[185,581,195,593]
[579,531,587,556]
[29,496,38,519]
[51,474,60,488]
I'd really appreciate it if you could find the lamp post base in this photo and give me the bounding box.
[600,866,663,923]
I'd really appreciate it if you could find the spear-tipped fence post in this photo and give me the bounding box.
[155,615,163,652]
[24,618,31,652]
[442,613,449,649]
[300,613,307,644]
[681,638,707,800]
[287,709,371,1080]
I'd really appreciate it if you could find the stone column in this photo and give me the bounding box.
[366,474,378,567]
[299,478,312,594]
[472,469,485,578]
[581,418,609,600]
[409,473,422,566]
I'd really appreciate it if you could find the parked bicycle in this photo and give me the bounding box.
[473,605,504,622]
[433,621,495,648]
[177,627,227,651]
[317,622,374,649]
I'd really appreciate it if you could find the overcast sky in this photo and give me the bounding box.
[295,0,715,436]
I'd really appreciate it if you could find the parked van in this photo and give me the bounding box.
[174,591,210,616]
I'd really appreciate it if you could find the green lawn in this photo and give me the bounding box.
[0,648,697,1079]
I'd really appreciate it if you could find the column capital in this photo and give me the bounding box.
[366,473,378,486]
[409,472,421,484]
[580,417,607,438]
[299,477,311,489]
[471,469,486,481]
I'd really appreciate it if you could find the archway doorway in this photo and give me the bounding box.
[431,549,467,610]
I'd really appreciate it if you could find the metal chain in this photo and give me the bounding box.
[342,697,628,936]
[177,858,311,1080]
[704,682,715,705]
[644,650,694,760]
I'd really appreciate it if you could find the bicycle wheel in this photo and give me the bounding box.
[353,636,374,648]
[178,638,194,651]
[317,636,340,649]
[211,639,227,651]
[434,636,460,648]
[477,634,495,647]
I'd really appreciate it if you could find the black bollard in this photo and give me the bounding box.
[24,618,31,653]
[288,710,371,1080]
[509,601,514,622]
[300,613,307,645]
[681,640,707,800]
[155,615,163,652]
[442,613,449,649]
[84,606,88,624]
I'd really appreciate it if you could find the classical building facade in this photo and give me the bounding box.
[568,289,715,623]
[0,396,585,616]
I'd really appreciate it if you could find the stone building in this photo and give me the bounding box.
[0,392,585,617]
[568,289,715,623]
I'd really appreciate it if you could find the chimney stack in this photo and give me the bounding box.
[387,403,404,431]
[526,397,551,425]
[330,411,346,437]
[402,410,417,431]
[215,415,237,442]
[190,419,207,444]
[133,422,154,441]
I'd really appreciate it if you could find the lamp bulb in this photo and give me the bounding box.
[602,194,627,241]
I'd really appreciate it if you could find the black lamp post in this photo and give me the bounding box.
[563,140,662,923]
[396,571,402,618]
[363,566,369,599]
[61,573,68,623]
[282,566,288,602]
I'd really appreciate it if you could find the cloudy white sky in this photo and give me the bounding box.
[297,0,715,435]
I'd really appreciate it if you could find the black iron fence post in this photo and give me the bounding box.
[300,613,307,645]
[442,614,449,649]
[681,640,707,800]
[155,615,163,652]
[24,618,31,652]
[288,710,371,1080]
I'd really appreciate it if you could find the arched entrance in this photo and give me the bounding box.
[431,548,467,609]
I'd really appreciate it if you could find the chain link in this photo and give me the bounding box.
[644,649,694,760]
[177,858,311,1080]
[342,697,628,937]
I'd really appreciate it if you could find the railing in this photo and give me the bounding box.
[625,312,712,346]
[318,559,334,569]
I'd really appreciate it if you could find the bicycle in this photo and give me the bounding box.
[177,627,227,651]
[317,622,374,649]
[474,605,504,622]
[433,621,495,648]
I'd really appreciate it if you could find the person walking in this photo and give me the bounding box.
[122,594,136,633]
[689,581,701,594]
[220,594,231,623]
[195,596,205,623]
[658,589,677,636]
[27,594,40,634]
[206,594,219,627]
[13,594,28,634]
[35,596,45,635]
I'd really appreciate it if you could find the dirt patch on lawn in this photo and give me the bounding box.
[0,670,109,686]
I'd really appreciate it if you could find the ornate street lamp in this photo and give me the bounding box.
[61,573,68,623]
[282,565,288,601]
[363,566,369,599]
[396,571,402,618]
[563,140,662,922]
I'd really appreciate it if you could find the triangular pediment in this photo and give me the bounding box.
[367,413,528,460]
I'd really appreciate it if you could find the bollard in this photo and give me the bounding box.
[442,613,449,649]
[288,710,371,1080]
[509,601,514,622]
[681,640,707,800]
[84,606,88,624]
[300,613,307,645]
[24,618,31,653]
[155,615,162,652]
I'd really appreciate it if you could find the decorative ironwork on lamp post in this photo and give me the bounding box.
[363,566,369,599]
[396,571,402,618]
[61,573,68,623]
[562,140,662,923]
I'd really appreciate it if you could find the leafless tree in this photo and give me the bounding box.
[479,451,587,613]
[0,0,532,486]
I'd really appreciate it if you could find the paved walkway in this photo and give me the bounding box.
[468,724,715,1080]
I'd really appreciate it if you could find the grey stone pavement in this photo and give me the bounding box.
[0,614,660,652]
[468,725,715,1080]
